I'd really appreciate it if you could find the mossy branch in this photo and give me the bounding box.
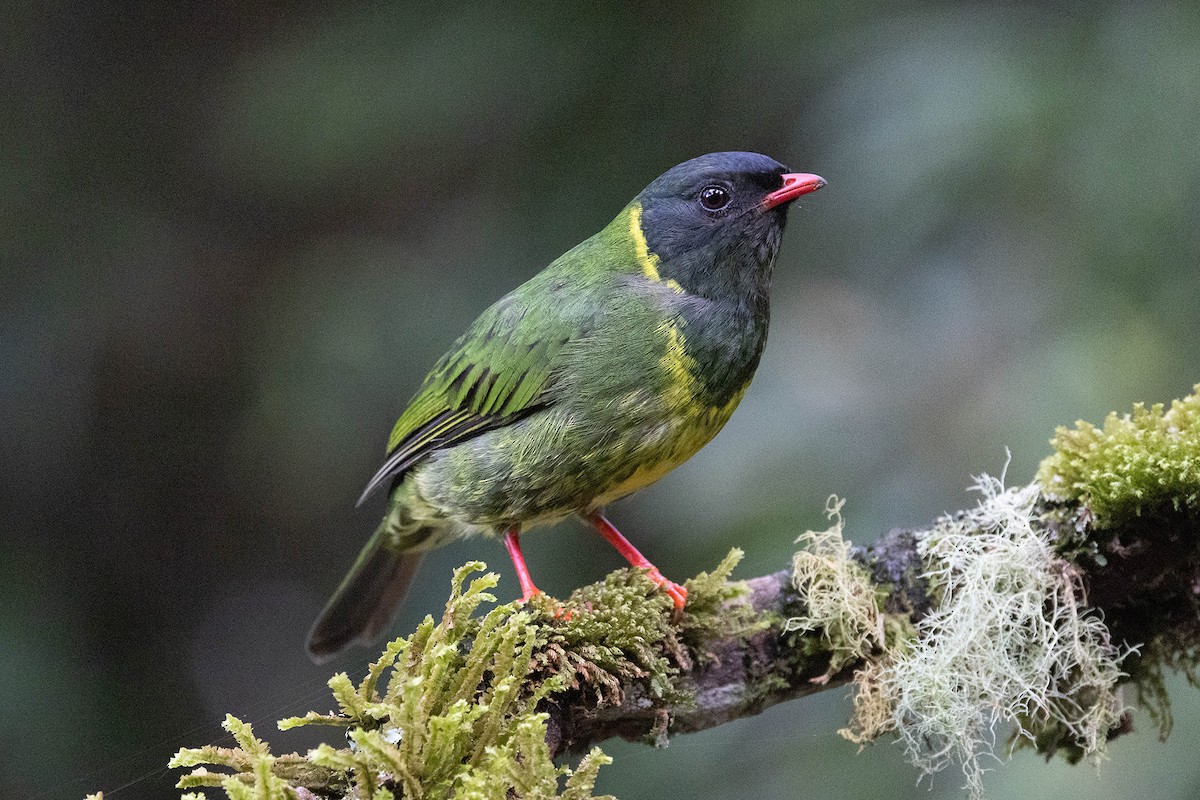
[151,386,1200,800]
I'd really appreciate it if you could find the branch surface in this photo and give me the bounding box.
[545,503,1200,757]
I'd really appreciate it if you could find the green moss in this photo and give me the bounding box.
[1038,384,1200,527]
[172,564,614,799]
[167,554,758,799]
[685,549,785,709]
[538,569,685,708]
[529,550,759,746]
[171,715,314,799]
[681,548,760,646]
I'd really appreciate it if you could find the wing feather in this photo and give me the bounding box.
[357,291,573,506]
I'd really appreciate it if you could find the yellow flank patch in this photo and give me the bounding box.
[595,387,747,505]
[594,319,749,506]
[594,451,691,505]
[628,203,684,294]
[661,320,748,444]
[658,320,747,419]
[658,321,697,406]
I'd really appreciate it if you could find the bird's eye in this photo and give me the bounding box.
[699,185,732,212]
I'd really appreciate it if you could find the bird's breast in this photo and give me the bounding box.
[585,310,757,507]
[589,379,748,507]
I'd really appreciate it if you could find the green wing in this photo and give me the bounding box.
[356,293,572,505]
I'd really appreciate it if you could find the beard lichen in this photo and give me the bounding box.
[787,496,887,679]
[841,477,1130,799]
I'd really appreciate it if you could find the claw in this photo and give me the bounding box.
[662,580,689,613]
[645,568,688,619]
[517,590,574,621]
[515,587,543,605]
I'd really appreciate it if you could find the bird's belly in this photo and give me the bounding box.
[588,391,746,507]
[413,384,747,528]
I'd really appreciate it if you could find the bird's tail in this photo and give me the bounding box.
[306,514,438,662]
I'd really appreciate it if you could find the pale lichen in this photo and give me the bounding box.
[845,475,1129,799]
[788,496,886,678]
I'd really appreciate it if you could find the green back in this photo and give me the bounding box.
[357,211,635,504]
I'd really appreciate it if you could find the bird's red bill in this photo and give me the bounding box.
[763,172,827,209]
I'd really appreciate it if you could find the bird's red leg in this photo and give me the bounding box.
[585,511,688,612]
[503,526,541,602]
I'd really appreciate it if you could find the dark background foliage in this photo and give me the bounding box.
[4,2,1199,798]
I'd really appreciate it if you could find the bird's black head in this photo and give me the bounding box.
[634,151,824,303]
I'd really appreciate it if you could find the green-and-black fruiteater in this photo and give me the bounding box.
[307,152,826,660]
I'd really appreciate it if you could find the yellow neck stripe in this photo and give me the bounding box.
[629,203,684,294]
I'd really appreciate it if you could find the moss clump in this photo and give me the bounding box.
[1038,384,1200,527]
[167,554,756,799]
[530,550,758,747]
[171,563,613,800]
[1037,385,1200,733]
[537,569,688,710]
[680,548,761,648]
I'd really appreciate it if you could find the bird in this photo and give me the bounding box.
[306,152,826,660]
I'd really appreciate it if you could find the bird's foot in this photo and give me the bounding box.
[644,568,688,620]
[518,589,575,621]
[584,512,688,619]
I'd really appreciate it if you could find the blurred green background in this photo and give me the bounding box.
[5,2,1200,798]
